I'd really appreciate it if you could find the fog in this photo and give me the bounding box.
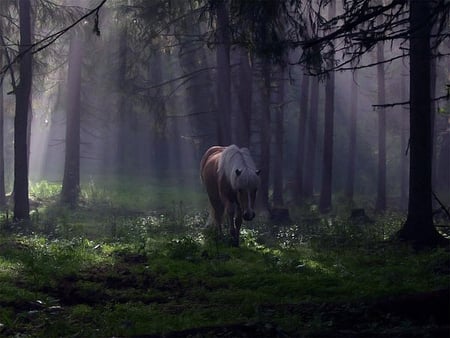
[2,0,449,215]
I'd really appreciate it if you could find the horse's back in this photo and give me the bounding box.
[200,146,225,182]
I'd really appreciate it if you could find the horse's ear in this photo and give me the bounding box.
[256,169,261,176]
[235,169,242,176]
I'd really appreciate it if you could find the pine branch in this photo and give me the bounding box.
[0,0,108,80]
[372,93,450,109]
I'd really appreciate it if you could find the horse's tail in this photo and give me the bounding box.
[200,146,225,182]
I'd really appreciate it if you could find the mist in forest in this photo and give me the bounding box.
[1,0,449,217]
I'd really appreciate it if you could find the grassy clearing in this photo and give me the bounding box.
[0,180,448,337]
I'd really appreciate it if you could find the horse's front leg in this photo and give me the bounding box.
[225,203,237,243]
[233,208,243,247]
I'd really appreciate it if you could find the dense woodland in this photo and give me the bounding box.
[1,0,449,243]
[0,0,449,337]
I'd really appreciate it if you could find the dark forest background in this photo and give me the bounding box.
[0,0,449,246]
[0,1,449,337]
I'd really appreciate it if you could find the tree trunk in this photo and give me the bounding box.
[13,0,32,221]
[400,68,409,209]
[116,26,128,176]
[304,76,319,200]
[61,36,83,206]
[294,71,309,204]
[319,1,335,213]
[0,7,5,208]
[236,48,252,147]
[345,70,358,204]
[272,65,285,207]
[178,18,215,150]
[149,48,168,179]
[375,40,386,212]
[215,0,231,145]
[396,0,448,247]
[258,60,271,212]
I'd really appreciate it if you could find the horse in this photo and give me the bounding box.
[200,145,260,246]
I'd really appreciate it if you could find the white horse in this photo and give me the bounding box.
[200,145,260,246]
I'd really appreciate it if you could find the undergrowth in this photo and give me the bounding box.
[0,180,448,337]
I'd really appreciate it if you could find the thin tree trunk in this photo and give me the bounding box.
[397,0,447,247]
[117,28,126,175]
[178,18,215,150]
[0,6,5,207]
[345,70,358,204]
[294,71,309,204]
[236,48,252,147]
[61,36,83,206]
[375,40,386,212]
[319,1,335,214]
[258,60,271,213]
[304,76,319,200]
[149,48,168,179]
[13,0,32,221]
[272,65,285,207]
[215,0,231,145]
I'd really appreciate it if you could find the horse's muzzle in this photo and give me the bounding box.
[243,211,256,221]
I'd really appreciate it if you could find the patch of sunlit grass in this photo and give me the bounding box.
[29,180,61,200]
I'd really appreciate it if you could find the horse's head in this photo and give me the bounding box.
[235,168,260,221]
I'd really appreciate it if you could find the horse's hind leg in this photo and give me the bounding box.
[234,209,243,246]
[210,199,224,234]
[224,203,240,246]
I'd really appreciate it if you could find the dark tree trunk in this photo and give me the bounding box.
[319,2,335,214]
[13,0,32,221]
[375,40,387,212]
[258,60,271,212]
[178,18,215,150]
[215,0,231,145]
[0,8,5,208]
[397,0,448,247]
[61,36,83,206]
[345,70,358,204]
[304,76,319,200]
[0,72,4,208]
[430,54,437,190]
[319,70,334,213]
[294,71,309,204]
[272,65,285,207]
[400,68,409,209]
[236,48,252,147]
[116,27,128,176]
[149,49,168,179]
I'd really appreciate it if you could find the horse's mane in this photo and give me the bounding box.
[218,145,259,190]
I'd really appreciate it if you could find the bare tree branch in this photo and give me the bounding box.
[0,0,107,81]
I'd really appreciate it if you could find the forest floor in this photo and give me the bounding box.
[0,181,449,337]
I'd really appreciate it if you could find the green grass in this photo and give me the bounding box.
[0,227,448,337]
[0,180,448,337]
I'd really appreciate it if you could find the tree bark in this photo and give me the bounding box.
[319,2,336,213]
[272,65,285,207]
[61,36,83,206]
[13,0,33,221]
[294,71,309,204]
[236,48,252,148]
[396,0,448,247]
[0,5,5,208]
[258,60,271,212]
[304,76,319,200]
[178,17,215,150]
[215,0,231,145]
[345,70,358,204]
[400,68,409,209]
[375,40,386,212]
